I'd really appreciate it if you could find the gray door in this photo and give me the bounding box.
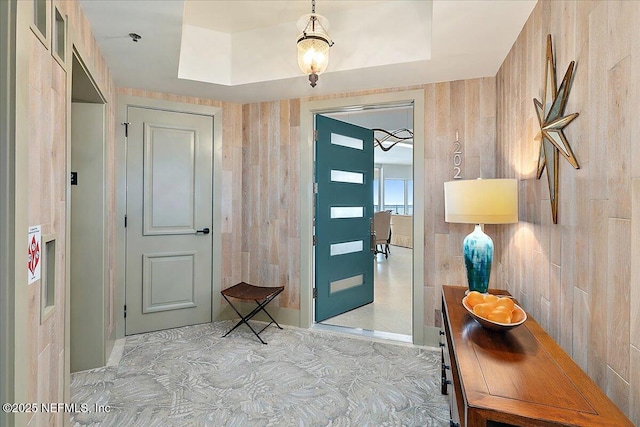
[71,102,106,371]
[315,115,374,322]
[125,107,213,335]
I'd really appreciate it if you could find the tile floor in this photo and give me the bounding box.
[321,245,413,336]
[71,322,449,427]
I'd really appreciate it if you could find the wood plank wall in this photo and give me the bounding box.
[21,0,636,424]
[22,1,117,425]
[495,0,639,422]
[425,79,497,327]
[241,100,301,309]
[240,80,497,323]
[26,31,68,427]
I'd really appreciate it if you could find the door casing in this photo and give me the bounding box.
[300,90,428,345]
[70,45,110,375]
[115,95,223,340]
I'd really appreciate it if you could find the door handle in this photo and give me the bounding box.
[196,227,210,235]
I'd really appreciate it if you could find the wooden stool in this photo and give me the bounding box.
[221,282,284,344]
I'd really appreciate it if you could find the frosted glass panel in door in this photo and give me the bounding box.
[330,240,364,256]
[331,170,364,184]
[330,275,364,294]
[330,207,364,219]
[331,133,363,150]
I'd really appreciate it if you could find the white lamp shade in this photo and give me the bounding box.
[444,179,518,224]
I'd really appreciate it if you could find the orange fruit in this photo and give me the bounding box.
[511,308,525,323]
[473,303,494,319]
[483,294,499,305]
[466,291,485,308]
[488,310,512,324]
[492,305,513,315]
[495,297,515,312]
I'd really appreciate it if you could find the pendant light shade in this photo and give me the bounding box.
[297,1,333,87]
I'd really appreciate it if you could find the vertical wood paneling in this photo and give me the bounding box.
[548,263,561,344]
[631,346,640,425]
[589,200,608,388]
[434,83,451,236]
[607,219,631,380]
[559,226,576,350]
[632,30,640,180]
[607,56,631,219]
[222,101,244,289]
[632,179,640,351]
[587,2,609,201]
[26,15,62,426]
[423,86,435,160]
[572,286,589,371]
[31,1,634,421]
[423,157,436,289]
[240,78,495,318]
[241,101,300,309]
[606,367,630,418]
[496,0,639,420]
[20,0,120,423]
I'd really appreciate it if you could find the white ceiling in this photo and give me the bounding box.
[178,1,431,86]
[78,0,537,104]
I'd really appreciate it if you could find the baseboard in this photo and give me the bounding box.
[215,303,301,328]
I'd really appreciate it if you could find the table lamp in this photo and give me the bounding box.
[444,179,518,293]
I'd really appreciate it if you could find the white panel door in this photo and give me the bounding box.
[125,107,213,335]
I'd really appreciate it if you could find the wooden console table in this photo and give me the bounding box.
[440,285,632,427]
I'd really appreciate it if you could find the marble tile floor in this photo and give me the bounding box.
[71,322,449,427]
[321,245,413,337]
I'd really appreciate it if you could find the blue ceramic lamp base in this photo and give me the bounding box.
[463,224,493,294]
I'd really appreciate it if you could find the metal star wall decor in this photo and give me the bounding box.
[533,34,580,224]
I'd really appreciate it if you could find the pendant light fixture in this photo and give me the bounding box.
[297,0,334,87]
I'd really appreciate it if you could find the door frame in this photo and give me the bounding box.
[69,48,109,374]
[300,89,426,345]
[115,95,223,340]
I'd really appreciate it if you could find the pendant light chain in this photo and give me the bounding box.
[312,0,316,14]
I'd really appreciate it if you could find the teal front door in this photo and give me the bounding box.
[315,115,374,322]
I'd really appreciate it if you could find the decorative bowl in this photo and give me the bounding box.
[462,295,527,331]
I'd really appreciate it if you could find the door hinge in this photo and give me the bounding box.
[313,182,318,194]
[124,215,127,228]
[122,122,130,137]
[314,129,318,142]
[313,288,318,298]
[313,235,317,246]
[124,304,127,319]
